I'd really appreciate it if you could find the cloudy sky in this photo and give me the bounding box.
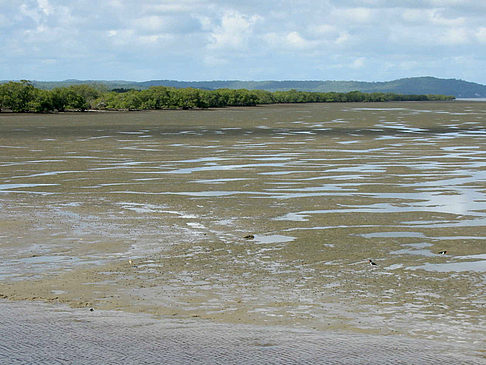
[1,0,485,83]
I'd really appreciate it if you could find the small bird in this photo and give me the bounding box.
[368,259,377,266]
[244,234,255,240]
[128,259,133,265]
[438,250,447,255]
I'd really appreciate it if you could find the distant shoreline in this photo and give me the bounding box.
[0,100,468,115]
[4,76,483,99]
[0,81,456,113]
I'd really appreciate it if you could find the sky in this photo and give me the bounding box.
[1,0,486,83]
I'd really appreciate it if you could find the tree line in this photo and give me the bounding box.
[0,80,455,113]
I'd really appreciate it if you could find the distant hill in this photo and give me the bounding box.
[22,76,486,98]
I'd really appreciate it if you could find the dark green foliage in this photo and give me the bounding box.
[68,84,103,105]
[111,88,136,93]
[0,82,104,112]
[50,87,86,111]
[0,80,36,112]
[0,80,454,113]
[31,89,53,112]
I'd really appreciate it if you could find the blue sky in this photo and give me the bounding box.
[1,0,485,83]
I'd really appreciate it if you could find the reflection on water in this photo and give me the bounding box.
[253,234,296,245]
[409,254,486,272]
[0,102,485,344]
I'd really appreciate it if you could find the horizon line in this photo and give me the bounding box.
[1,75,484,85]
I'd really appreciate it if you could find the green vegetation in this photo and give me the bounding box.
[0,80,37,112]
[0,81,454,113]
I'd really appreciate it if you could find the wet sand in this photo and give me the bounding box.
[2,300,483,364]
[0,102,485,361]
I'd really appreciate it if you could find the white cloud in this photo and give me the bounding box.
[132,16,166,33]
[107,0,123,9]
[429,0,472,6]
[476,27,486,44]
[312,24,338,36]
[131,14,201,35]
[350,57,365,69]
[440,28,471,45]
[388,23,473,49]
[138,34,170,46]
[40,58,57,65]
[37,0,52,15]
[285,32,318,50]
[207,11,261,51]
[335,32,350,45]
[19,2,43,24]
[203,54,229,67]
[143,1,205,14]
[331,7,374,23]
[402,9,465,26]
[309,24,350,46]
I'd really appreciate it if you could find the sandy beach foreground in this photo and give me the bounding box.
[2,300,483,364]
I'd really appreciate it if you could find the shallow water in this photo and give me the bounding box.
[0,102,485,349]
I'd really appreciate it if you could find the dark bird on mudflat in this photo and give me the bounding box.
[438,250,447,255]
[368,259,377,266]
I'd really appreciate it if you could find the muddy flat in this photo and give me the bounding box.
[0,102,485,361]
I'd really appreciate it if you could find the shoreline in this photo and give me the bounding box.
[0,98,466,115]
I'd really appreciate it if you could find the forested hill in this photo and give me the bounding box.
[17,77,486,98]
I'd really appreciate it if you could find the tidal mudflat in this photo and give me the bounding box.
[0,102,485,357]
